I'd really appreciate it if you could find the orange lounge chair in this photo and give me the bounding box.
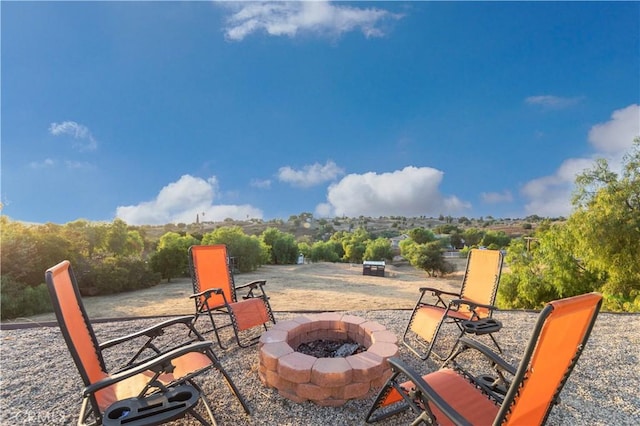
[403,248,503,360]
[189,244,276,349]
[46,260,250,426]
[366,292,603,425]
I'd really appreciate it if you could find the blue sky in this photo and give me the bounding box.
[2,1,639,225]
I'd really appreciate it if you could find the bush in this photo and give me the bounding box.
[1,275,53,320]
[77,257,160,296]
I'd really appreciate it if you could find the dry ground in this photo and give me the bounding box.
[20,260,469,323]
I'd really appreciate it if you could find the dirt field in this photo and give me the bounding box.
[22,260,468,323]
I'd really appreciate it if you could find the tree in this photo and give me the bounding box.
[481,230,510,249]
[363,237,393,262]
[568,138,640,309]
[500,138,640,312]
[340,227,370,263]
[150,232,198,281]
[400,239,453,277]
[462,228,484,247]
[308,241,341,262]
[261,227,298,264]
[106,219,130,256]
[150,246,185,282]
[407,227,436,244]
[498,227,601,309]
[202,226,267,272]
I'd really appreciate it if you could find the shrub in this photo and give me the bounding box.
[1,275,53,320]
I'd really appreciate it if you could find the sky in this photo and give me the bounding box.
[2,1,639,226]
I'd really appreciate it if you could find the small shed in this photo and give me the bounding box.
[363,260,385,277]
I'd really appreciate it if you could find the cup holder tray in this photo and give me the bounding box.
[103,384,200,425]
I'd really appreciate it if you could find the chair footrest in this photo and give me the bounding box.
[461,318,502,335]
[103,384,200,426]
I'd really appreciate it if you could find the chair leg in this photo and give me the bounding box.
[187,384,217,426]
[205,310,228,350]
[489,333,503,354]
[209,355,251,415]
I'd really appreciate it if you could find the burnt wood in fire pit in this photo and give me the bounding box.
[297,340,364,358]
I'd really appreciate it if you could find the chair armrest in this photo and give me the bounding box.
[418,287,459,298]
[235,279,267,291]
[387,357,473,426]
[99,316,196,350]
[449,299,498,313]
[189,288,223,300]
[456,337,516,376]
[84,341,213,397]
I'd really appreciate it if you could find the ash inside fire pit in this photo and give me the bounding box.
[296,339,366,358]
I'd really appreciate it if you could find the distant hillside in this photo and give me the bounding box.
[138,215,545,243]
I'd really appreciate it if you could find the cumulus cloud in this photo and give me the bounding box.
[278,160,344,187]
[481,190,513,204]
[250,178,272,189]
[588,104,639,154]
[522,104,639,217]
[525,95,584,109]
[29,158,55,169]
[315,166,470,218]
[49,121,98,151]
[220,1,402,41]
[115,175,263,225]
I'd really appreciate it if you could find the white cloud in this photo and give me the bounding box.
[588,104,639,154]
[250,178,272,189]
[64,160,94,170]
[522,104,639,217]
[481,190,513,204]
[29,158,55,169]
[115,174,263,225]
[315,166,470,218]
[49,121,98,151]
[278,160,344,187]
[221,1,402,41]
[525,95,584,109]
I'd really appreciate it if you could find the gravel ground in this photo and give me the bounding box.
[1,310,638,425]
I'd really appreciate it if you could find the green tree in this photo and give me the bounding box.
[261,227,298,264]
[363,237,393,262]
[498,227,601,309]
[150,246,185,282]
[308,240,341,262]
[500,139,640,311]
[400,239,453,277]
[481,230,511,249]
[150,232,198,281]
[106,218,130,256]
[462,228,484,247]
[201,226,267,272]
[341,227,370,263]
[568,138,640,309]
[408,227,436,244]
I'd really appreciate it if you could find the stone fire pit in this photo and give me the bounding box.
[258,313,398,406]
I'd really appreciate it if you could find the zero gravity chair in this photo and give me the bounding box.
[366,292,603,425]
[403,249,504,361]
[189,244,276,349]
[46,260,250,426]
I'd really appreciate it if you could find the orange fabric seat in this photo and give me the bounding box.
[45,260,250,425]
[366,292,603,426]
[403,249,504,360]
[189,244,276,348]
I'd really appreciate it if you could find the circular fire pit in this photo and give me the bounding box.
[258,313,398,406]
